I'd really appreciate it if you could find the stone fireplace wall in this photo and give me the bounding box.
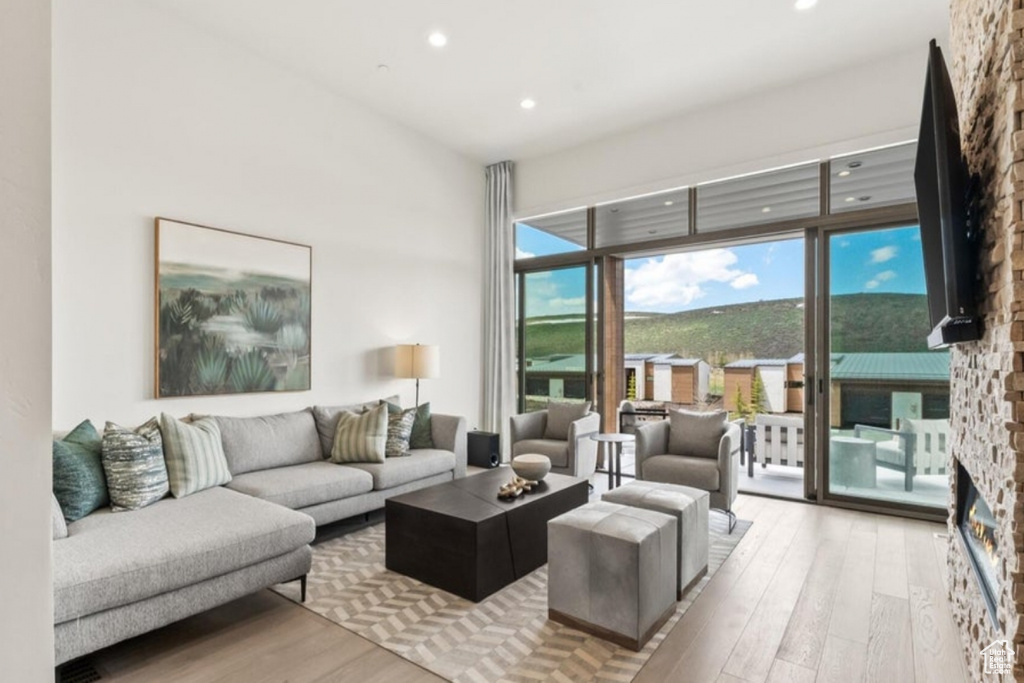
[949,0,1024,679]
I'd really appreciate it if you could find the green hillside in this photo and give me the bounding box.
[523,293,932,362]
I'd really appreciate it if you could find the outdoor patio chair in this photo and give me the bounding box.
[751,413,805,476]
[854,417,949,492]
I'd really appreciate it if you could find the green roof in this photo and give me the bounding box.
[829,352,950,382]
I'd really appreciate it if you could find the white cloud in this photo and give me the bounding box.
[875,270,897,282]
[865,279,880,290]
[870,246,898,263]
[763,244,777,265]
[730,273,759,289]
[624,249,756,309]
[516,247,535,260]
[839,240,851,248]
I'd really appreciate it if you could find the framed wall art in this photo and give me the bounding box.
[155,217,312,397]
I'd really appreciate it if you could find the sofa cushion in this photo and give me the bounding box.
[330,403,388,464]
[212,409,322,475]
[641,454,720,491]
[347,449,455,490]
[544,401,591,441]
[668,409,727,459]
[511,438,570,468]
[226,461,374,509]
[160,414,232,498]
[312,395,399,457]
[385,404,417,457]
[101,419,169,512]
[54,486,314,624]
[52,420,108,522]
[409,402,435,450]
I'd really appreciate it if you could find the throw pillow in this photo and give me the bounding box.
[409,402,435,450]
[313,394,400,457]
[384,404,417,457]
[52,420,109,522]
[544,401,592,441]
[668,409,728,459]
[101,419,170,511]
[160,413,233,498]
[52,494,68,540]
[330,402,388,464]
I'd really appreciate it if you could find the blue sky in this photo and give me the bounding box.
[518,224,925,316]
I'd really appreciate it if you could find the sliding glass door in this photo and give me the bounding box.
[822,224,949,511]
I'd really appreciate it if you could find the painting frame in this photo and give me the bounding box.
[154,217,312,398]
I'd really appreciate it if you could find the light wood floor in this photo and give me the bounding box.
[80,495,969,683]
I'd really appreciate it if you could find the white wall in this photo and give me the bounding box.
[515,49,925,217]
[53,1,485,429]
[0,0,54,678]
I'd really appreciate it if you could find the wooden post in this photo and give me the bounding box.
[599,256,625,434]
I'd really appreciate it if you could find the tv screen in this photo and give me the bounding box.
[913,39,980,348]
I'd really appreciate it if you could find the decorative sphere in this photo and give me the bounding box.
[512,454,551,481]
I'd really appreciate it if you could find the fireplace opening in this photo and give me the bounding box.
[956,462,999,626]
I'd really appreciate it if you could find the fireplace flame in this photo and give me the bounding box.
[968,501,998,568]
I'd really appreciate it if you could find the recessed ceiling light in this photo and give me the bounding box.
[520,98,536,110]
[794,0,817,9]
[858,196,872,202]
[664,200,674,206]
[837,170,851,177]
[648,229,658,235]
[847,161,862,169]
[610,207,619,213]
[845,197,856,203]
[377,64,390,73]
[762,207,771,213]
[428,32,448,48]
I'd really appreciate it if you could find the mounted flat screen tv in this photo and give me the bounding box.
[914,39,981,349]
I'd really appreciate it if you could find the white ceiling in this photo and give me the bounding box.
[144,0,948,163]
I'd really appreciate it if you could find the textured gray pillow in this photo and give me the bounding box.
[668,409,727,459]
[52,494,68,540]
[101,419,170,511]
[544,401,591,441]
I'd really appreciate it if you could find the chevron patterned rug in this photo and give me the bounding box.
[274,513,750,682]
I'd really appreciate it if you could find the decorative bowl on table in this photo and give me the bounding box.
[511,454,552,481]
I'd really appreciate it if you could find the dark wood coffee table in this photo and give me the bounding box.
[385,468,589,602]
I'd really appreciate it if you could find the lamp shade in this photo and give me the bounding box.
[395,344,440,379]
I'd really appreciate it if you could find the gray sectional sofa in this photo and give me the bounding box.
[53,402,467,665]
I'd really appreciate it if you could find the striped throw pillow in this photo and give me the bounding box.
[101,419,170,511]
[160,414,232,498]
[330,402,388,464]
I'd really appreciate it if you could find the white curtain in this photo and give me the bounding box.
[483,161,516,459]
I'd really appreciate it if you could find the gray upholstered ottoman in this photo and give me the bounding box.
[602,481,709,599]
[547,501,676,651]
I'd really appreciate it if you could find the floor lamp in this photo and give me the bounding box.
[395,344,440,406]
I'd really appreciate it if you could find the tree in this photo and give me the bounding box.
[750,372,767,417]
[626,371,637,401]
[734,387,750,423]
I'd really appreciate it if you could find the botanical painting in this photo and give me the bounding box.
[155,218,311,397]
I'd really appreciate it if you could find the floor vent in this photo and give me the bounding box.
[59,659,102,683]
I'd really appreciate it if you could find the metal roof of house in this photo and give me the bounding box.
[829,352,950,382]
[624,353,676,362]
[724,359,788,369]
[653,357,704,367]
[525,354,586,373]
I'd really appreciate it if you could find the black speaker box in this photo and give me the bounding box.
[467,431,500,468]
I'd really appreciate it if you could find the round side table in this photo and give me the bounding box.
[591,433,635,490]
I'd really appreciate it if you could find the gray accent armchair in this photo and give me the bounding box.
[509,410,600,479]
[635,418,742,531]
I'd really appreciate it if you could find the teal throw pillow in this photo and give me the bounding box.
[52,420,109,522]
[389,401,434,450]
